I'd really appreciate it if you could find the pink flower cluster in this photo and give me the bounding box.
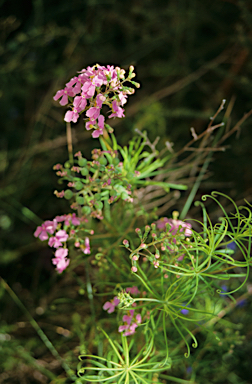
[157,217,192,261]
[34,213,91,273]
[53,64,138,138]
[103,286,142,336]
[156,218,192,237]
[118,308,142,337]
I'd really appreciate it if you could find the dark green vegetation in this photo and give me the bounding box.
[1,1,252,383]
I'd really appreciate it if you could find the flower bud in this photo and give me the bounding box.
[123,239,129,247]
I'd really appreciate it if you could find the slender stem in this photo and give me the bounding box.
[66,122,74,164]
[0,277,77,380]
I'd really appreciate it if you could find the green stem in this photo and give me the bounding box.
[0,277,77,381]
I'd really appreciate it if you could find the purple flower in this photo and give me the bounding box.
[227,241,236,251]
[219,285,228,296]
[237,299,247,307]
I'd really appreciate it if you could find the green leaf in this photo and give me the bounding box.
[75,180,84,190]
[135,180,187,191]
[99,157,107,166]
[64,189,73,199]
[78,158,88,167]
[76,196,85,205]
[81,206,91,215]
[64,161,71,168]
[95,201,103,210]
[81,168,89,176]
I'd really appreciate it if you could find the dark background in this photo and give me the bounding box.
[1,1,252,382]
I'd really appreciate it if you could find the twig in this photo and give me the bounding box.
[66,122,73,164]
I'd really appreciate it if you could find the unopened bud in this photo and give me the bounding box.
[123,239,129,247]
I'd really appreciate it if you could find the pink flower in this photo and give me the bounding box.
[118,312,142,336]
[103,297,120,313]
[81,237,91,254]
[118,324,129,332]
[85,119,96,131]
[156,218,192,237]
[86,107,100,120]
[48,230,69,248]
[53,87,75,106]
[64,109,79,123]
[122,314,133,325]
[55,247,68,258]
[66,76,84,94]
[98,114,105,130]
[55,214,67,223]
[51,247,69,273]
[81,81,96,97]
[34,219,57,241]
[96,93,106,108]
[92,129,103,138]
[53,258,70,273]
[52,254,69,275]
[118,91,127,105]
[109,100,125,118]
[71,213,80,226]
[156,218,192,259]
[73,95,87,111]
[126,286,140,295]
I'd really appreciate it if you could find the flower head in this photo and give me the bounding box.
[53,64,138,137]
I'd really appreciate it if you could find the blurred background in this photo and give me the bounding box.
[1,1,252,383]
